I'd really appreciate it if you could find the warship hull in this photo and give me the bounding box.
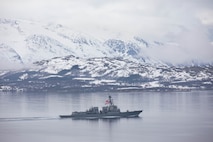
[60,110,142,119]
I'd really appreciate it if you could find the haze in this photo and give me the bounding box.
[0,0,213,64]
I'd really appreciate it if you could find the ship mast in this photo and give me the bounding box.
[109,95,113,106]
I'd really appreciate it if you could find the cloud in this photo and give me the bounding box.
[145,26,213,64]
[0,0,213,64]
[198,10,213,26]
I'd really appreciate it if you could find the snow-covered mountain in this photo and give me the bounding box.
[0,18,110,66]
[0,18,170,70]
[0,55,212,92]
[0,18,212,92]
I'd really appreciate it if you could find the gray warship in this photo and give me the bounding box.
[60,96,142,119]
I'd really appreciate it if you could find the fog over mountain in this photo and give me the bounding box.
[0,0,213,67]
[0,18,212,70]
[0,18,212,92]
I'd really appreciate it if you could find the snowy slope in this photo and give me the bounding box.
[0,18,169,70]
[0,19,113,65]
[0,56,212,92]
[35,56,212,83]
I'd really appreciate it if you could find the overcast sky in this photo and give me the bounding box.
[0,0,213,64]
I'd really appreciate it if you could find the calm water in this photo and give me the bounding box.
[0,91,213,142]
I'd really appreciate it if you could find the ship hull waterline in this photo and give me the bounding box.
[60,110,142,119]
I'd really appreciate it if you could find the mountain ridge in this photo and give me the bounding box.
[0,55,212,92]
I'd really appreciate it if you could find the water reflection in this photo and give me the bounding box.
[25,93,48,113]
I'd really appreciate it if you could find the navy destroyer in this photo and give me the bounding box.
[60,96,142,119]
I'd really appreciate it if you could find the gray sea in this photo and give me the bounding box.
[0,91,213,142]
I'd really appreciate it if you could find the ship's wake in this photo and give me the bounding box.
[0,116,59,122]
